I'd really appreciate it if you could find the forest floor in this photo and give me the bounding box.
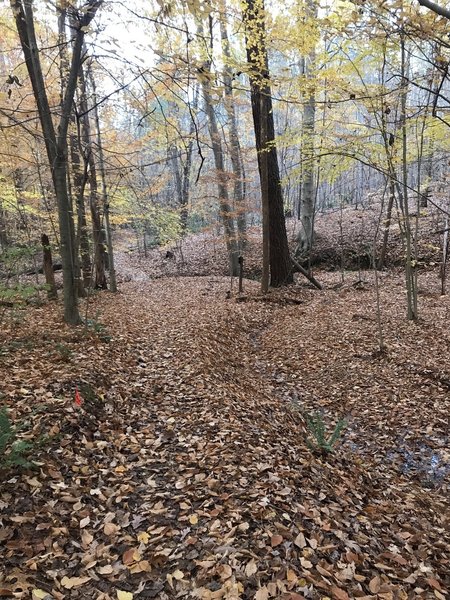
[0,248,449,600]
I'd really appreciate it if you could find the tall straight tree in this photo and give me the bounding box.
[197,19,239,276]
[10,0,103,324]
[243,0,293,286]
[297,0,318,259]
[219,3,247,250]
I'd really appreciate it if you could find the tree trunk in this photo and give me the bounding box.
[0,199,8,250]
[260,94,270,294]
[400,36,417,320]
[88,63,117,292]
[77,61,107,289]
[41,234,57,300]
[378,178,395,269]
[243,0,293,287]
[180,84,199,230]
[69,129,92,287]
[297,50,317,258]
[198,19,239,277]
[11,0,103,324]
[220,9,247,250]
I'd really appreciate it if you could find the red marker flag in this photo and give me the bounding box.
[74,387,83,406]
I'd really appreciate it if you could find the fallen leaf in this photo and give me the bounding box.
[98,565,114,575]
[254,587,269,600]
[60,576,90,589]
[189,514,198,525]
[137,531,150,544]
[79,516,90,528]
[172,570,184,580]
[369,575,381,594]
[104,522,119,536]
[122,548,141,566]
[294,532,306,548]
[31,590,51,600]
[331,586,350,600]
[271,534,283,547]
[117,591,133,600]
[245,559,258,576]
[81,530,93,546]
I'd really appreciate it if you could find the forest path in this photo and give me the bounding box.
[0,275,449,599]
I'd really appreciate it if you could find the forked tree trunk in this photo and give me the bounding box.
[11,0,103,324]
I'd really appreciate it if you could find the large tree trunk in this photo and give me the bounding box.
[243,0,293,287]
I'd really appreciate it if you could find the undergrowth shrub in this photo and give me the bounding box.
[305,411,348,454]
[0,408,34,470]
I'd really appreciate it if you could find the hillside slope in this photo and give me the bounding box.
[114,200,446,283]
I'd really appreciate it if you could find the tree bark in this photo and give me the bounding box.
[378,178,395,269]
[220,9,247,250]
[243,0,293,287]
[198,20,239,277]
[88,63,117,292]
[11,0,103,324]
[297,49,317,257]
[41,234,57,300]
[77,61,107,289]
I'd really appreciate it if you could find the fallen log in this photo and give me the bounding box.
[291,256,323,290]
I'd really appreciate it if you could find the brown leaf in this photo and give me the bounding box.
[271,534,283,547]
[245,559,258,577]
[294,532,306,548]
[331,586,350,600]
[369,575,381,594]
[104,522,119,536]
[60,576,91,590]
[122,548,140,566]
[254,587,269,600]
[426,578,443,592]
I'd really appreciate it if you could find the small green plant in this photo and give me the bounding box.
[304,411,348,454]
[85,311,111,342]
[0,408,34,470]
[55,342,73,362]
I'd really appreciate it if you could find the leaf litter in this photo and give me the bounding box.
[0,263,449,599]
